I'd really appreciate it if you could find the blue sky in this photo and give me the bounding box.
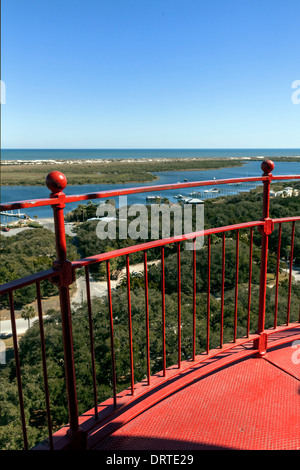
[1,0,300,149]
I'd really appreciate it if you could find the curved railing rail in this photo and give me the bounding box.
[1,159,300,450]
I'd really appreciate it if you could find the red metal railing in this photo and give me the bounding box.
[1,160,300,450]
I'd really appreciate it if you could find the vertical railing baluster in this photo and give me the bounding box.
[233,230,240,343]
[106,260,117,407]
[206,235,211,354]
[192,238,196,360]
[8,291,28,450]
[287,221,295,325]
[161,246,166,376]
[220,232,225,347]
[84,266,98,419]
[143,251,151,385]
[247,227,253,337]
[256,160,274,357]
[274,223,282,329]
[126,255,134,395]
[177,242,181,368]
[46,171,85,448]
[36,282,54,449]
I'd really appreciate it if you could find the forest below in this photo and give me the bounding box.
[1,184,300,449]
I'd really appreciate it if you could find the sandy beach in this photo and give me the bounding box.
[1,156,258,165]
[2,155,300,167]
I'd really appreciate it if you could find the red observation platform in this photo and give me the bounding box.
[84,328,300,451]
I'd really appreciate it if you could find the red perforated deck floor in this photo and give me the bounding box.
[96,340,300,450]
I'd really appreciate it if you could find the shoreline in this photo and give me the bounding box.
[1,156,255,165]
[2,155,300,166]
[1,156,300,187]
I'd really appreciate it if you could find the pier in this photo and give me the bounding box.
[0,210,29,219]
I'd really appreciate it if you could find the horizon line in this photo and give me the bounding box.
[2,147,300,151]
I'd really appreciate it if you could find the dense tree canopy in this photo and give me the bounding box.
[0,228,79,308]
[1,186,300,450]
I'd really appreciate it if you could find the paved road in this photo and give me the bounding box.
[38,218,77,236]
[282,265,300,281]
[71,261,159,307]
[1,218,76,237]
[0,316,40,335]
[0,226,34,237]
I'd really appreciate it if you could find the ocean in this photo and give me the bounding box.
[2,148,300,161]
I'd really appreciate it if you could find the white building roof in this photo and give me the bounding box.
[184,198,204,204]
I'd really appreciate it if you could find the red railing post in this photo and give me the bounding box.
[255,160,275,356]
[46,171,86,449]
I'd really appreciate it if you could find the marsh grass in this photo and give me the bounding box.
[1,158,243,186]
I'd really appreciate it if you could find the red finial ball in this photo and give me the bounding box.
[45,171,67,193]
[261,159,275,175]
